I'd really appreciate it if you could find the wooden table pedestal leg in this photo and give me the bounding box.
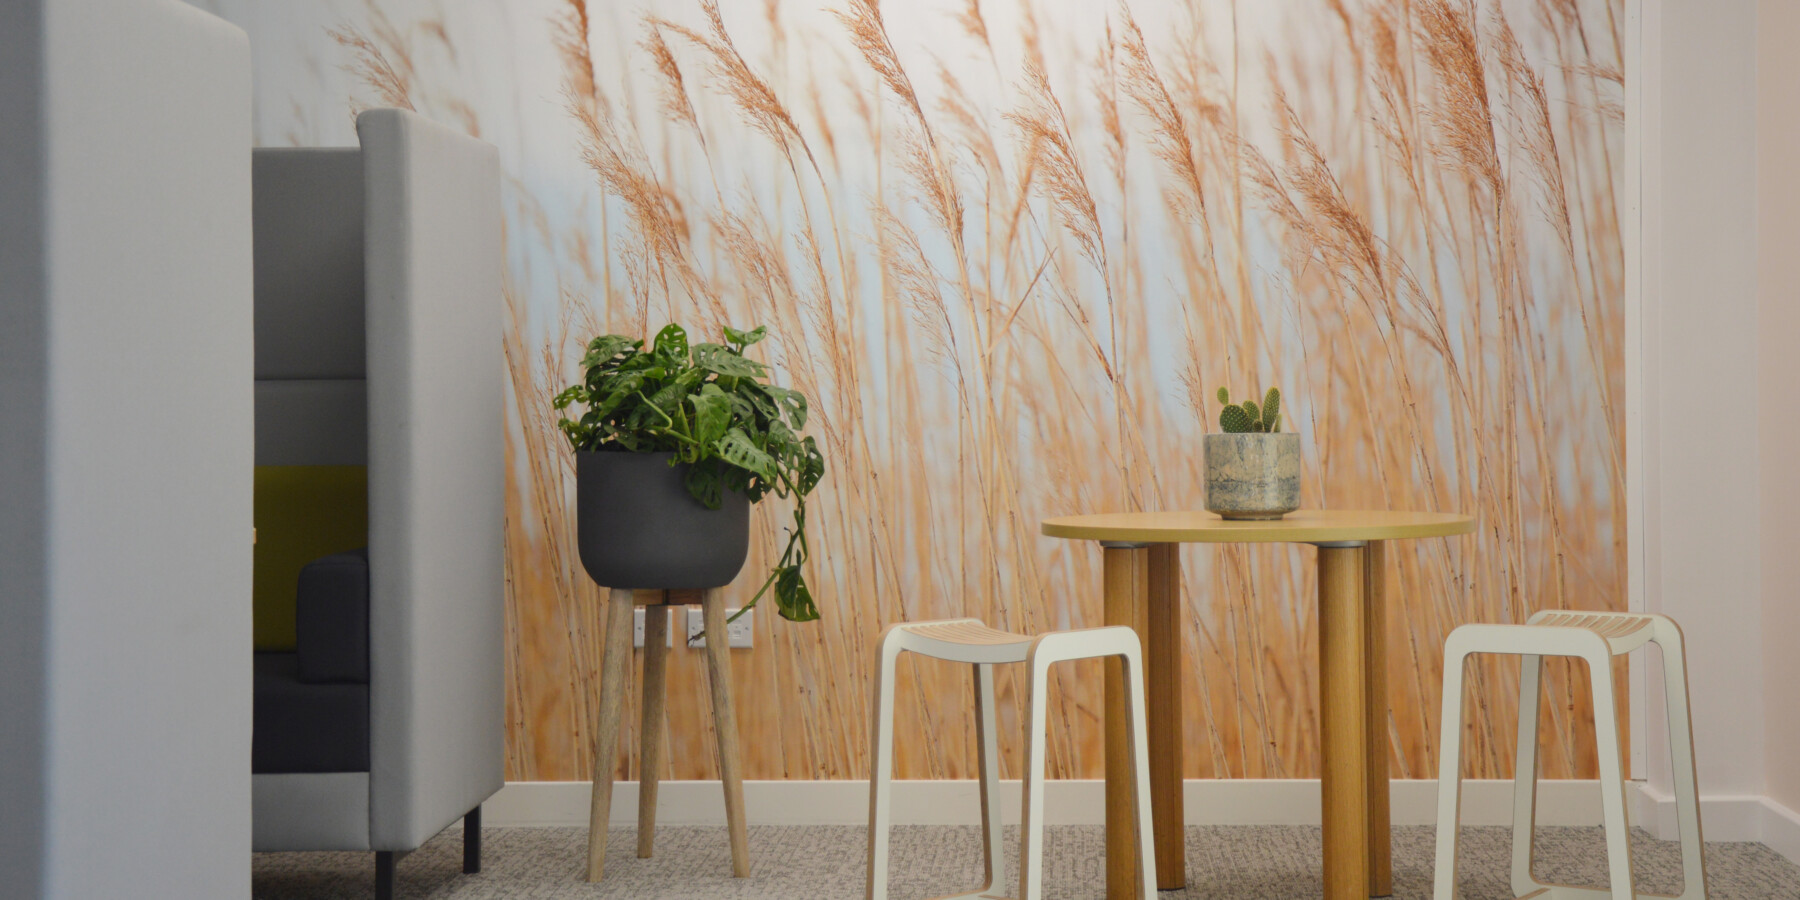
[1146,543,1186,890]
[1319,546,1370,900]
[1363,541,1392,897]
[701,589,751,877]
[586,587,635,881]
[1103,543,1151,900]
[638,601,670,858]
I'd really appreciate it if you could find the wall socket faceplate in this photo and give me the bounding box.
[685,607,753,648]
[632,608,673,648]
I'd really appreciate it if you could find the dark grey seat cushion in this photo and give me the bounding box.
[253,653,369,773]
[295,548,370,683]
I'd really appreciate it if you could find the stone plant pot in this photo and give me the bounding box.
[1204,432,1301,520]
[576,450,749,589]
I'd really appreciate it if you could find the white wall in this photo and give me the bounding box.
[1637,0,1765,802]
[1757,0,1800,816]
[0,1,254,897]
[1633,0,1800,854]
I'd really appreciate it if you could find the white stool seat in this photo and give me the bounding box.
[1433,611,1706,899]
[1526,611,1658,654]
[866,619,1157,900]
[892,619,1034,663]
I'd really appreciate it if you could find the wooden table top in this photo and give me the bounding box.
[1040,509,1476,544]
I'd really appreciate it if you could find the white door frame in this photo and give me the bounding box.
[1623,0,1654,780]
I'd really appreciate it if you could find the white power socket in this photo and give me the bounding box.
[632,608,673,648]
[685,607,753,648]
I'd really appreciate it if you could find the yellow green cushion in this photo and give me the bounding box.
[254,466,368,650]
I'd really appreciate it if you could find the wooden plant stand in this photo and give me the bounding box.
[586,587,749,881]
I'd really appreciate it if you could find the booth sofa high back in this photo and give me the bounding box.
[249,108,503,898]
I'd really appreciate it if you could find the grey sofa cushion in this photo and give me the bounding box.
[253,653,369,774]
[252,148,365,380]
[254,380,367,467]
[295,549,370,683]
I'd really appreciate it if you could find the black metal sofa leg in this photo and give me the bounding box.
[463,805,482,875]
[370,806,480,898]
[375,851,396,900]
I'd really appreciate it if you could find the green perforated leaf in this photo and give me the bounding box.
[689,385,732,450]
[651,323,689,363]
[581,334,639,369]
[764,385,808,429]
[723,325,767,348]
[695,344,769,378]
[715,428,776,481]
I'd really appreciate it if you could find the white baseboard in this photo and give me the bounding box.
[1632,781,1800,865]
[486,778,1620,829]
[488,779,1800,864]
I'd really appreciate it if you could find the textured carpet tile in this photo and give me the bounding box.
[252,824,1800,899]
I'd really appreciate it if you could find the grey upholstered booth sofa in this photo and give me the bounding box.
[249,108,503,900]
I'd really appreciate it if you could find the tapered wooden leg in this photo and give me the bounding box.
[586,587,635,881]
[702,589,751,877]
[1319,545,1369,900]
[1146,542,1186,890]
[1363,541,1392,896]
[1103,544,1151,900]
[638,601,670,858]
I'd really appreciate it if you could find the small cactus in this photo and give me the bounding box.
[1215,385,1285,433]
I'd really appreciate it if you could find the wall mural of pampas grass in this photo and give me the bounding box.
[206,0,1625,783]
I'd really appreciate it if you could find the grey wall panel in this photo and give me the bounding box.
[21,1,254,897]
[252,773,372,852]
[253,148,365,380]
[0,1,48,894]
[359,109,505,851]
[255,380,368,466]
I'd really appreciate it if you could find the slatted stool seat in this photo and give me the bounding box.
[1433,611,1706,900]
[866,619,1157,900]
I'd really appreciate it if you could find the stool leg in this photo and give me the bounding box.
[638,603,669,858]
[1653,618,1709,900]
[586,587,635,881]
[1121,642,1159,900]
[1432,641,1472,900]
[1586,646,1636,900]
[865,631,904,900]
[701,589,750,877]
[1018,652,1054,900]
[974,663,1005,896]
[1510,654,1544,897]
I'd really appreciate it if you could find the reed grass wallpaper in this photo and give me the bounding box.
[203,0,1626,784]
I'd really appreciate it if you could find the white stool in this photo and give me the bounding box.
[1433,611,1706,900]
[865,619,1157,900]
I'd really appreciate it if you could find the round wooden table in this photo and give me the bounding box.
[1040,510,1476,900]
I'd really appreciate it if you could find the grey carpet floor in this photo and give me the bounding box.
[253,824,1800,899]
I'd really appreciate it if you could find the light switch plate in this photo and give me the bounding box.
[633,607,673,648]
[686,607,753,648]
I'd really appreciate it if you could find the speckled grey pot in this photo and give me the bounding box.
[1204,432,1301,520]
[577,450,749,589]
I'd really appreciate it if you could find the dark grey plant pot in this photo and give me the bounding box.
[576,450,749,590]
[1204,432,1301,520]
